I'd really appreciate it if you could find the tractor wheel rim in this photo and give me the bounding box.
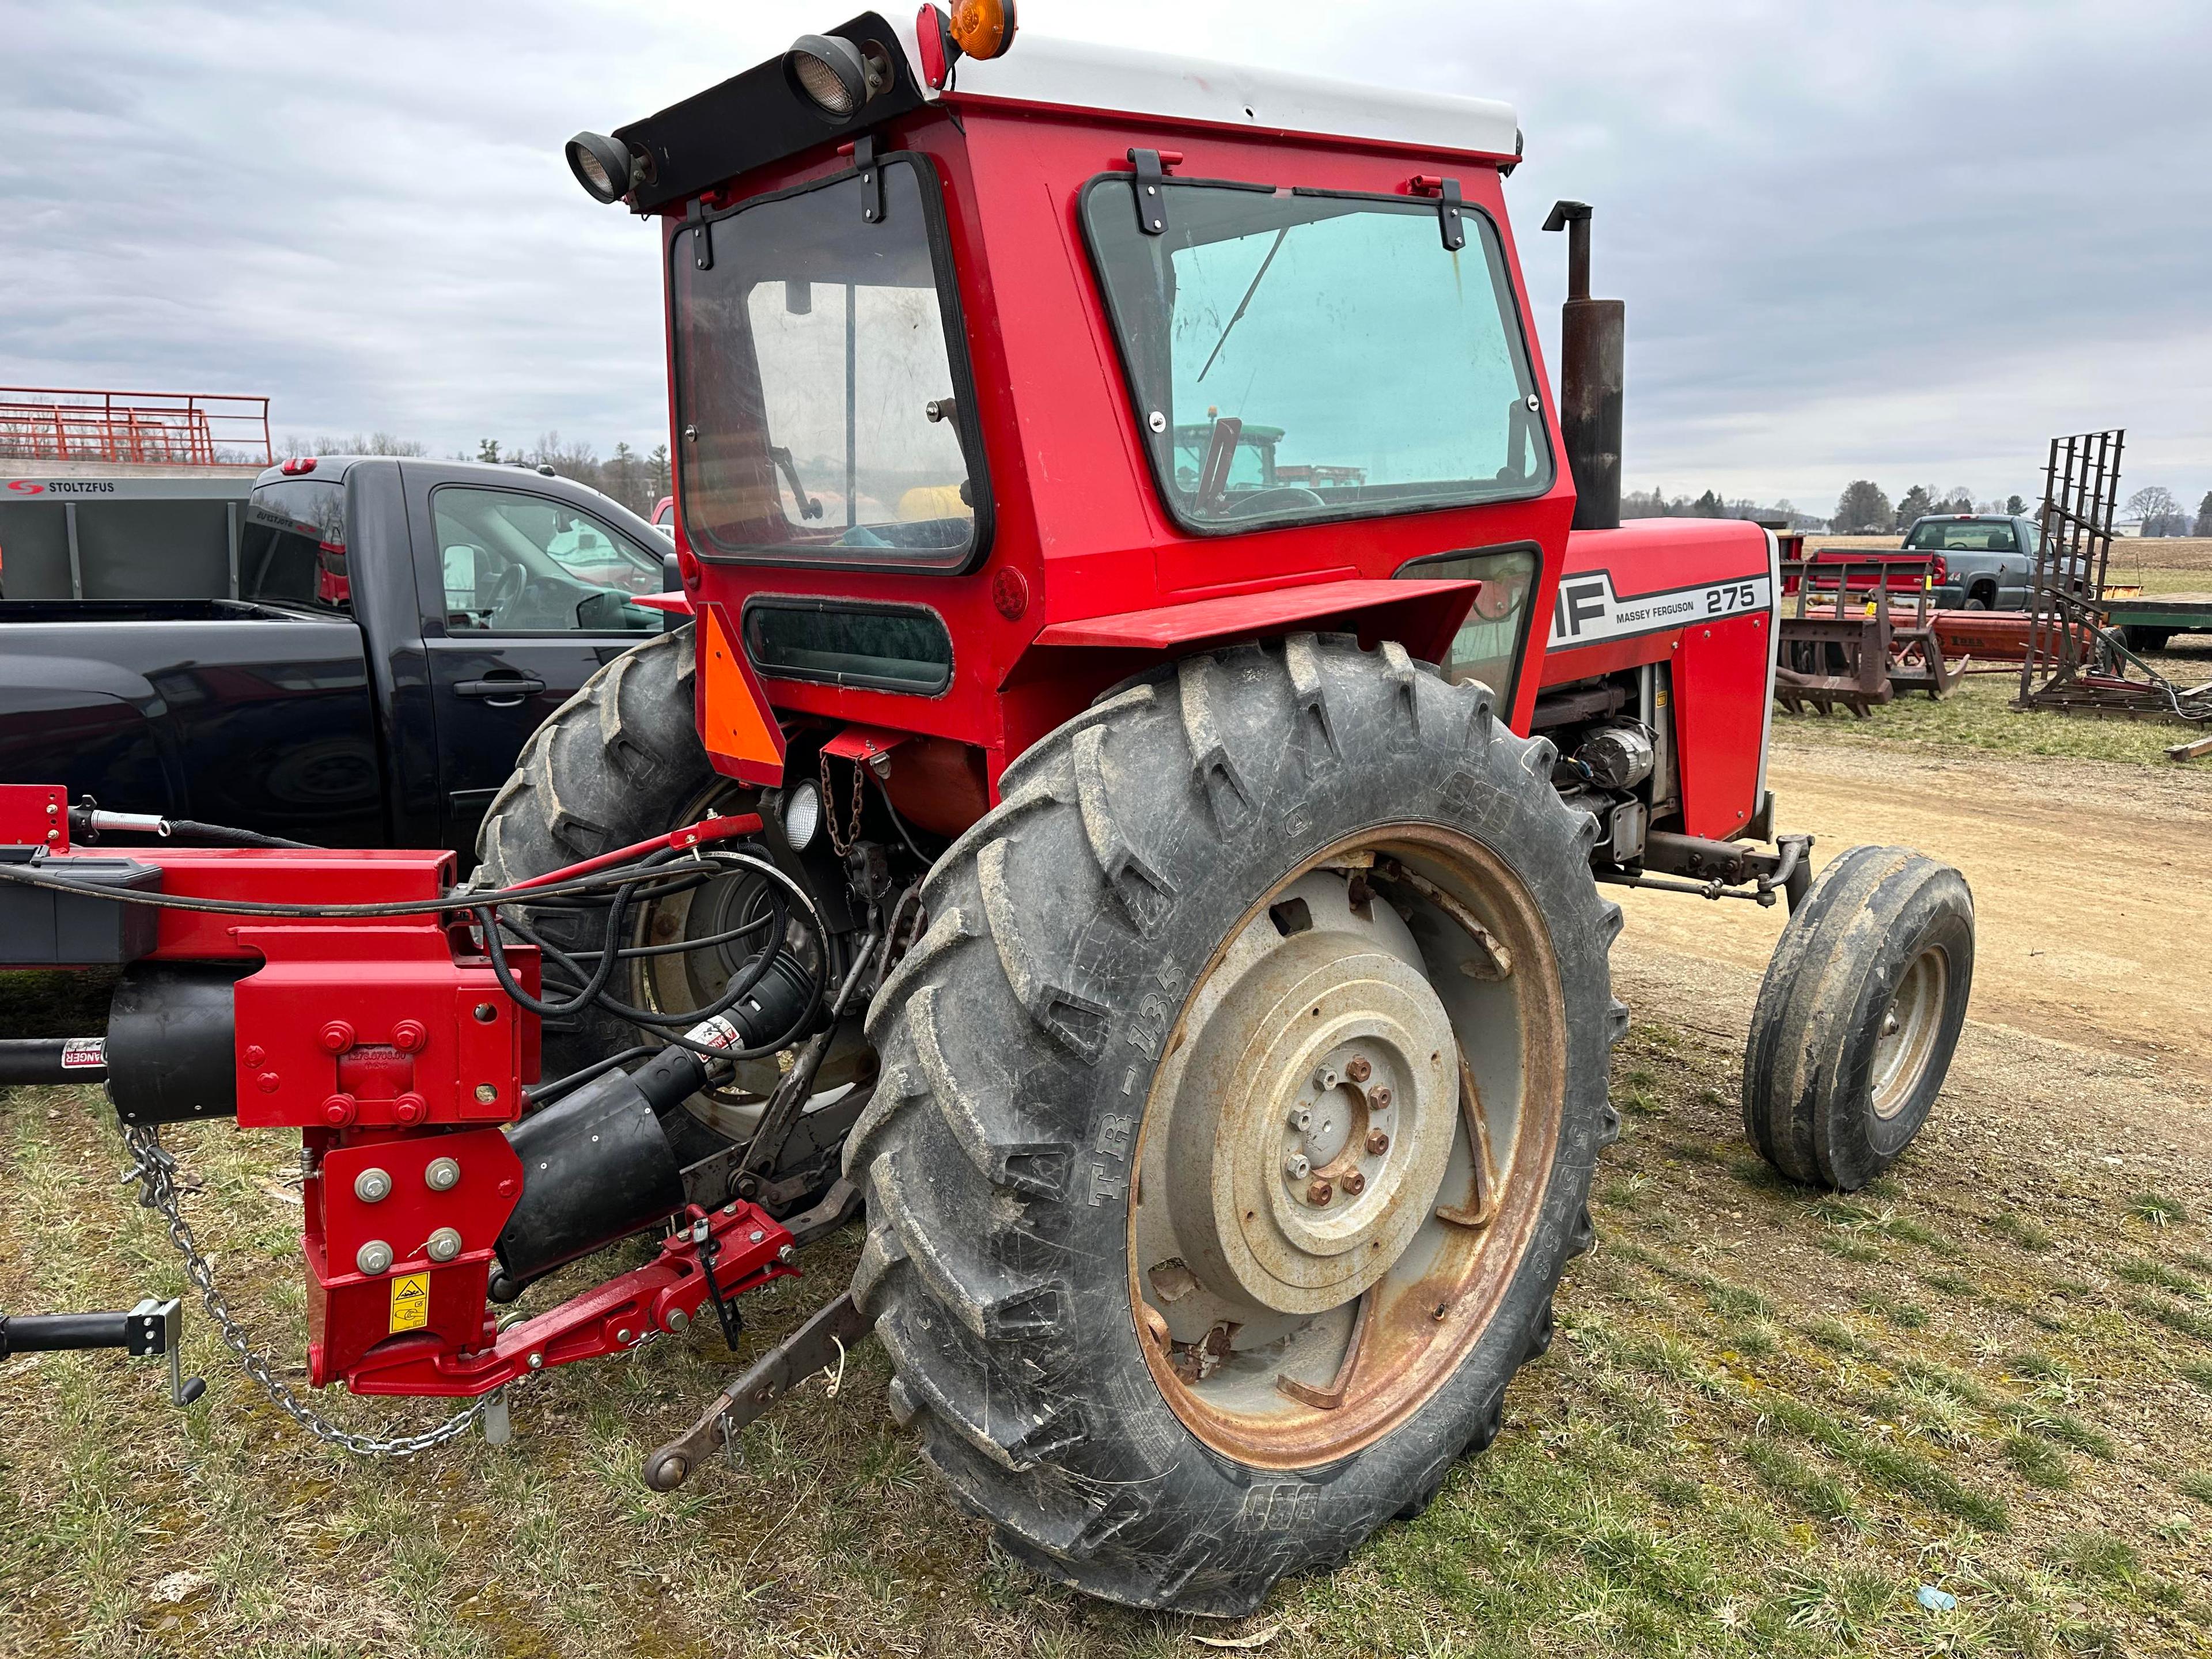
[631,780,853,1135]
[1128,825,1567,1469]
[1870,945,1946,1120]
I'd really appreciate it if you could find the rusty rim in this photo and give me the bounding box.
[1870,944,1946,1120]
[1127,825,1567,1469]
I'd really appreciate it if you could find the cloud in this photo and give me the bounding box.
[2,0,2206,513]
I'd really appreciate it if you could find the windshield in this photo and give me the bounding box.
[671,159,980,569]
[1084,181,1550,531]
[1905,518,2018,552]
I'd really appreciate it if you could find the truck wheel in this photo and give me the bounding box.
[1743,846,1973,1192]
[848,637,1622,1614]
[2120,626,2171,654]
[474,626,856,1164]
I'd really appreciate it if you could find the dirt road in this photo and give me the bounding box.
[1615,737,2212,1096]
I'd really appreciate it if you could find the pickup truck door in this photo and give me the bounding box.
[406,474,671,857]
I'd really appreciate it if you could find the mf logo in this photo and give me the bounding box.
[1548,569,1774,650]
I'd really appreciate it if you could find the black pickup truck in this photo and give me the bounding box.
[0,457,673,855]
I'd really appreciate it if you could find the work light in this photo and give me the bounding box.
[781,781,823,853]
[566,131,641,204]
[785,34,884,118]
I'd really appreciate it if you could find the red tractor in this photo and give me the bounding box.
[0,6,1975,1616]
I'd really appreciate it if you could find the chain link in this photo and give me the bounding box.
[818,750,866,858]
[122,1124,499,1458]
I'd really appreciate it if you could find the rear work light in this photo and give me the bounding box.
[566,131,652,206]
[785,33,891,118]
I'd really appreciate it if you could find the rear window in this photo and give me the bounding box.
[743,598,952,694]
[670,158,985,572]
[241,479,350,611]
[1905,518,2018,553]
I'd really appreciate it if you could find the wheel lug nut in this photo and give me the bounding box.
[1287,1105,1312,1132]
[1285,1152,1311,1181]
[1306,1178,1334,1206]
[1366,1131,1390,1156]
[1342,1171,1366,1196]
[1312,1065,1339,1091]
[1346,1056,1372,1083]
[1372,1087,1392,1109]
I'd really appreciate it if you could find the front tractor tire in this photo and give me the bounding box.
[1743,846,1974,1192]
[848,637,1624,1614]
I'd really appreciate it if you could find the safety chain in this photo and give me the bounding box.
[817,749,867,858]
[121,1124,501,1458]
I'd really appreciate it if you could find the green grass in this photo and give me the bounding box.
[2116,1256,2208,1298]
[2130,1191,2191,1228]
[1984,1210,2057,1253]
[2002,1431,2074,1490]
[1741,1438,1858,1523]
[5,1010,2209,1659]
[1778,671,2205,766]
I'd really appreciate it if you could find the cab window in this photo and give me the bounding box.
[432,487,662,633]
[1084,180,1551,533]
[669,158,986,571]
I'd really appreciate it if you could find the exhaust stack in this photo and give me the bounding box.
[1543,200,1624,531]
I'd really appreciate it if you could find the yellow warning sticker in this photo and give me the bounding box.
[389,1272,430,1332]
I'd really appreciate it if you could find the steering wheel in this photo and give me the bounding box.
[486,558,528,622]
[1219,486,1327,520]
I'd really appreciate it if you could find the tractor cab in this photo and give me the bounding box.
[569,8,1569,783]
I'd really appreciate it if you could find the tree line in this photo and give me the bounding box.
[1828,482,2031,535]
[1828,479,2212,537]
[1621,487,1824,528]
[278,431,673,520]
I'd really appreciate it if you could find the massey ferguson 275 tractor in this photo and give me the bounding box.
[0,6,1975,1616]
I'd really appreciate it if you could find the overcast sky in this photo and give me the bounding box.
[5,1,2208,518]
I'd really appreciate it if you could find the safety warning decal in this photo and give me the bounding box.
[389,1272,430,1332]
[59,1038,105,1070]
[1548,569,1774,650]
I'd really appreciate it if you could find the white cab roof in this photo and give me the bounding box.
[906,28,1520,160]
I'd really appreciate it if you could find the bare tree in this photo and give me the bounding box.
[2126,485,2184,536]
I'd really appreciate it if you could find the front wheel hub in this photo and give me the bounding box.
[1166,932,1457,1317]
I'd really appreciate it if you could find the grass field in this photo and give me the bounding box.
[1775,559,2211,766]
[2,543,2206,1657]
[3,1003,2208,1658]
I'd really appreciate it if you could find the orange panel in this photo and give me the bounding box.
[698,603,786,786]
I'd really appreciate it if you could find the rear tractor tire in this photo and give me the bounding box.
[847,637,1624,1614]
[1743,846,1974,1192]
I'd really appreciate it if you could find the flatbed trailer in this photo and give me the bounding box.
[2101,592,2212,653]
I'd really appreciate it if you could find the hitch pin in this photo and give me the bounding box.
[130,1297,206,1408]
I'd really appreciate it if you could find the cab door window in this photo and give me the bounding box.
[431,487,662,633]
